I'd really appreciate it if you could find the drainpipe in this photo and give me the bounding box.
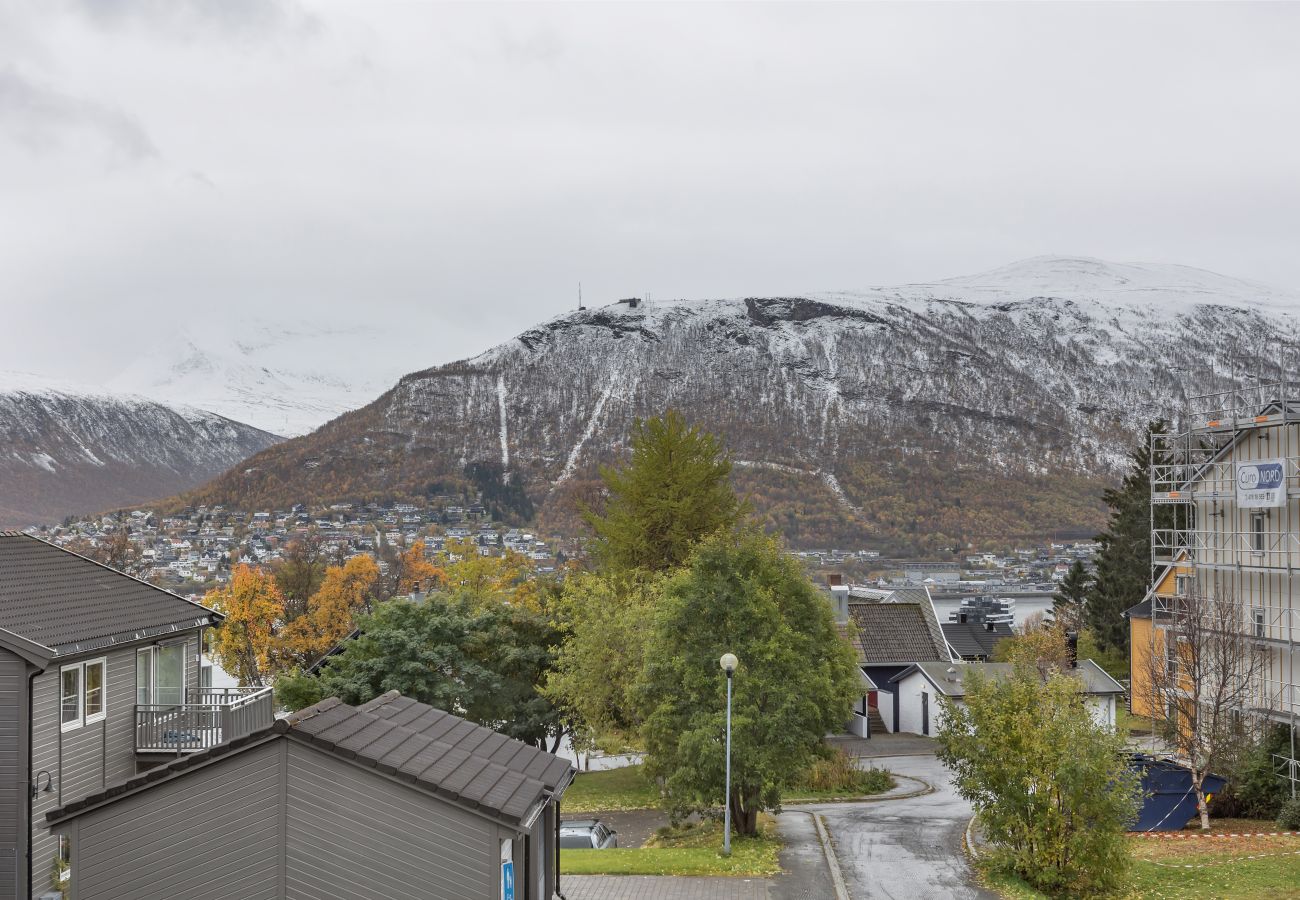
[26,667,38,900]
[554,796,566,900]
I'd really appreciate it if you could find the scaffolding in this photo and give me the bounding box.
[1148,380,1300,796]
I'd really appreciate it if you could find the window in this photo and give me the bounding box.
[1251,512,1267,553]
[61,658,107,731]
[1175,574,1194,596]
[136,644,186,706]
[84,659,105,723]
[1165,636,1178,678]
[60,666,80,731]
[1254,607,1267,639]
[56,835,71,884]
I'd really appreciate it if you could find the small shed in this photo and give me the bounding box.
[46,692,574,900]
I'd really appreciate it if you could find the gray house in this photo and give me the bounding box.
[47,692,575,900]
[0,533,272,900]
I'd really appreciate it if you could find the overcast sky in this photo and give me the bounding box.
[2,0,1299,383]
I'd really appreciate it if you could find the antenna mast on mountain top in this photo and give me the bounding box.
[578,282,584,311]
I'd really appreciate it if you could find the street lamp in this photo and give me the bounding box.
[720,652,738,856]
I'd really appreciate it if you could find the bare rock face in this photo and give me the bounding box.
[180,257,1300,552]
[0,374,281,528]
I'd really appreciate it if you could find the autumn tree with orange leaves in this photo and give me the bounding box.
[277,555,379,671]
[207,564,286,687]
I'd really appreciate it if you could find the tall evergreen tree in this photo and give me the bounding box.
[1086,420,1172,653]
[1051,560,1090,632]
[583,410,747,573]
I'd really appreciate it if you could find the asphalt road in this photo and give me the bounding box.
[809,754,997,900]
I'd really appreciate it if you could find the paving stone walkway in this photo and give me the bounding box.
[562,875,772,899]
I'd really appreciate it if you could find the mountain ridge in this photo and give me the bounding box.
[175,257,1300,551]
[0,372,282,529]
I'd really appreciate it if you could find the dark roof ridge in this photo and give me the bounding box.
[288,696,344,724]
[3,532,223,624]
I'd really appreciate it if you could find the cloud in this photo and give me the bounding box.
[61,0,322,42]
[0,66,159,164]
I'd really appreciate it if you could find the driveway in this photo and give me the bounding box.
[806,753,996,900]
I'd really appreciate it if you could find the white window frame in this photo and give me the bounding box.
[57,834,71,884]
[60,657,108,731]
[83,657,106,725]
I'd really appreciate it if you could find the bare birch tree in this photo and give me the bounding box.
[1143,588,1266,830]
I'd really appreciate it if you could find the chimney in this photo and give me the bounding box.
[830,584,849,624]
[826,573,844,587]
[1066,631,1078,668]
[985,621,994,632]
[958,612,967,624]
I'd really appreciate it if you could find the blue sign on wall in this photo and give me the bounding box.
[502,860,515,900]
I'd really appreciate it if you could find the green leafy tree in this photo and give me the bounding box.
[544,571,661,744]
[1087,421,1172,654]
[277,596,562,748]
[584,410,747,573]
[936,662,1139,896]
[637,529,860,836]
[1051,560,1089,632]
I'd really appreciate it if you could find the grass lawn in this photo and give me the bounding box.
[560,815,782,877]
[563,765,661,813]
[979,824,1300,899]
[563,763,894,813]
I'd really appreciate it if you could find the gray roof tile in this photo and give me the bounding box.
[49,691,575,829]
[0,532,218,656]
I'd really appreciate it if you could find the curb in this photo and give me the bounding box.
[809,812,851,900]
[965,815,982,861]
[784,774,935,806]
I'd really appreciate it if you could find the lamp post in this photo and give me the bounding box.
[719,652,738,856]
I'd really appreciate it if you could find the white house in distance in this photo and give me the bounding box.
[890,659,1125,737]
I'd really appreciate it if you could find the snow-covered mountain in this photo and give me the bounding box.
[178,256,1300,550]
[0,372,281,528]
[106,320,417,437]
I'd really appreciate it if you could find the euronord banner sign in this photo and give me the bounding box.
[1237,459,1287,508]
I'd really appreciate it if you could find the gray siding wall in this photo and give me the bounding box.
[284,741,496,900]
[0,650,30,900]
[31,634,201,900]
[67,740,282,900]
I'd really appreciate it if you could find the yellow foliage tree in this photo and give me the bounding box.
[438,538,537,610]
[206,564,286,687]
[388,540,443,597]
[277,555,379,670]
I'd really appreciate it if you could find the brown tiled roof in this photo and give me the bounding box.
[0,533,218,657]
[48,692,575,829]
[848,601,950,664]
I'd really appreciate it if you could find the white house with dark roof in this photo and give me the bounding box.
[890,659,1125,737]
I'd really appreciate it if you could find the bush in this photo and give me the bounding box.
[802,749,863,792]
[1213,725,1294,820]
[1279,797,1300,831]
[797,749,893,795]
[937,664,1139,897]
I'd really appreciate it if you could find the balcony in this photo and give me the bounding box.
[135,686,275,755]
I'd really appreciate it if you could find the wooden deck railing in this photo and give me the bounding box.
[135,686,274,754]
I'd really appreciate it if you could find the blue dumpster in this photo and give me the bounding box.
[1128,753,1227,831]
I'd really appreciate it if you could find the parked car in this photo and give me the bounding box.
[559,819,619,849]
